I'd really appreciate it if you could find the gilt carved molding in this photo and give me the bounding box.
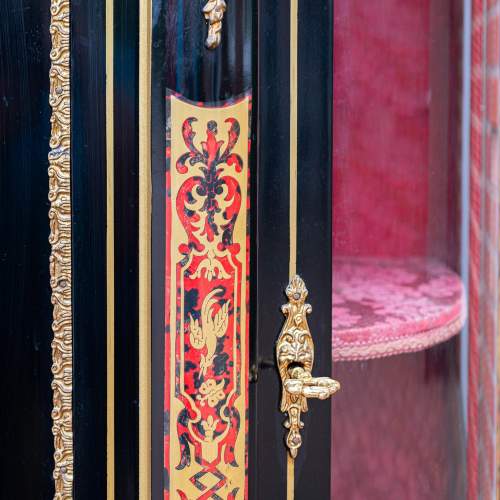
[48,0,73,498]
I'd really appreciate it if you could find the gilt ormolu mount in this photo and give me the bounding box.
[203,0,226,49]
[277,276,340,458]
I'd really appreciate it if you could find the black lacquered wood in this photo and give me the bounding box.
[0,1,53,498]
[295,0,333,496]
[151,5,167,494]
[250,0,291,498]
[71,2,107,498]
[158,0,252,102]
[114,0,140,498]
[251,1,333,498]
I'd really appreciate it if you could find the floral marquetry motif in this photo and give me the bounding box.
[165,93,250,499]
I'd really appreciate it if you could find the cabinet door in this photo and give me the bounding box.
[143,1,335,498]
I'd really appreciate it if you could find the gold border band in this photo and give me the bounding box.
[289,0,298,280]
[106,0,115,496]
[48,0,73,498]
[288,0,299,498]
[139,0,152,498]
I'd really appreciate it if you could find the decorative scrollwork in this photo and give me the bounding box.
[277,276,340,458]
[203,0,226,49]
[49,0,73,498]
[165,94,250,498]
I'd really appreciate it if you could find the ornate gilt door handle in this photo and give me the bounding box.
[277,275,340,458]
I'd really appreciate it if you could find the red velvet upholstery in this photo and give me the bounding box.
[333,257,465,361]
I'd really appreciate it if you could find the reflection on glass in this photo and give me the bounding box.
[331,1,469,498]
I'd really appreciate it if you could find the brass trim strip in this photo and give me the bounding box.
[106,0,115,496]
[287,454,295,500]
[48,0,73,498]
[288,0,298,498]
[139,0,152,498]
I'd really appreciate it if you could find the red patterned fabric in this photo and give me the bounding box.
[333,258,465,361]
[468,1,500,498]
[332,0,430,259]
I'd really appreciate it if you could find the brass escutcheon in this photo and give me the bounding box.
[276,275,340,458]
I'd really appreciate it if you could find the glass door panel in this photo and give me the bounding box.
[332,1,469,498]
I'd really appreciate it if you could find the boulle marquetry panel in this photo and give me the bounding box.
[150,2,253,497]
[164,93,250,499]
